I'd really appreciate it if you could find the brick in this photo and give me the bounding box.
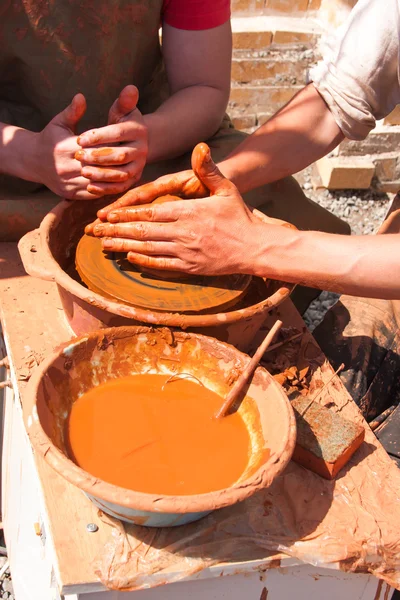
[265,0,309,12]
[231,0,264,13]
[230,114,257,130]
[338,127,400,156]
[229,85,301,113]
[315,156,375,189]
[375,181,400,194]
[291,397,365,480]
[272,30,317,44]
[383,105,400,126]
[232,30,273,50]
[257,112,274,125]
[373,154,398,182]
[308,0,321,8]
[231,57,309,85]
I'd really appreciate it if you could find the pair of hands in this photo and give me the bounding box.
[88,143,278,277]
[34,85,147,200]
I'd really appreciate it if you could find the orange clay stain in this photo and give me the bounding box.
[66,374,251,495]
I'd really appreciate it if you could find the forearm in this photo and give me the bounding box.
[218,84,344,194]
[252,224,400,299]
[0,123,40,182]
[143,86,228,163]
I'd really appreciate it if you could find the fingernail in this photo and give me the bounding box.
[108,212,120,223]
[75,150,85,160]
[88,185,103,195]
[204,149,211,162]
[93,225,104,235]
[102,238,113,248]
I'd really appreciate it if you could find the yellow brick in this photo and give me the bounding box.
[373,155,398,181]
[376,181,400,193]
[308,0,321,8]
[257,112,274,125]
[273,30,317,44]
[232,0,264,12]
[316,156,375,190]
[231,114,258,130]
[232,59,286,83]
[266,0,309,12]
[232,31,273,50]
[383,105,400,126]
[229,86,300,113]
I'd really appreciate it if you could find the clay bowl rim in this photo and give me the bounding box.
[25,325,297,515]
[34,200,294,327]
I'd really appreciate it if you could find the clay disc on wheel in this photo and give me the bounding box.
[75,234,251,313]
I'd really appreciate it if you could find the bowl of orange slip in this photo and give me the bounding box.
[24,326,296,527]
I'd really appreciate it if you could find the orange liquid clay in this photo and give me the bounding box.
[66,374,251,495]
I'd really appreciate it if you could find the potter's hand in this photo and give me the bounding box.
[34,94,99,200]
[91,143,261,276]
[84,166,207,234]
[75,85,148,197]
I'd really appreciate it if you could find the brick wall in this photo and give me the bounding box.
[229,0,400,190]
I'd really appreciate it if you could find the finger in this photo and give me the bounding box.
[73,189,104,200]
[126,252,187,273]
[85,218,103,235]
[101,237,175,255]
[52,93,87,133]
[106,200,187,224]
[92,221,176,240]
[108,85,139,124]
[191,142,235,196]
[78,122,144,147]
[75,146,139,165]
[87,180,137,196]
[82,162,141,183]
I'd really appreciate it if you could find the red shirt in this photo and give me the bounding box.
[162,0,230,30]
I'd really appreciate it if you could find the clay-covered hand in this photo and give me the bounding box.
[33,94,99,200]
[84,164,208,234]
[75,85,148,197]
[91,143,263,276]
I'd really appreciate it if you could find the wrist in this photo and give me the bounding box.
[249,220,303,280]
[0,125,42,183]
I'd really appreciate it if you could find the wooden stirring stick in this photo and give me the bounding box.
[215,320,283,419]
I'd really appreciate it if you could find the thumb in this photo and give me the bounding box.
[108,85,139,124]
[191,143,234,195]
[52,93,87,133]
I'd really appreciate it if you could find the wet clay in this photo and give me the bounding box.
[66,374,251,495]
[75,233,251,313]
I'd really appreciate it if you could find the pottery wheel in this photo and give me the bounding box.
[75,234,252,313]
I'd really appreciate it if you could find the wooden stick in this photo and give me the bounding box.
[261,330,303,355]
[215,320,283,419]
[298,363,345,418]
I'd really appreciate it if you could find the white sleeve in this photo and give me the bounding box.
[310,0,400,140]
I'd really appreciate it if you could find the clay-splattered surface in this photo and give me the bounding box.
[2,243,400,593]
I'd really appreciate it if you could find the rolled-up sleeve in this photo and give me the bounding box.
[310,0,400,140]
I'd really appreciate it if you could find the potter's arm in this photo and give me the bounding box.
[0,122,38,181]
[218,84,344,193]
[143,21,231,163]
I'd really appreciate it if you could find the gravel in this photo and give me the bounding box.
[296,167,393,330]
[0,554,13,600]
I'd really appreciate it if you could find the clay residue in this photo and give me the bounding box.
[75,233,251,314]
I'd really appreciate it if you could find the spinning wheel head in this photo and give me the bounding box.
[75,234,251,313]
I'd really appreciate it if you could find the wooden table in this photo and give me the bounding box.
[0,242,397,600]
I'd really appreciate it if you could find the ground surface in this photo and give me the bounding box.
[295,167,393,329]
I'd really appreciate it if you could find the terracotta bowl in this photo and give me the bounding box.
[25,326,296,527]
[18,199,296,352]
